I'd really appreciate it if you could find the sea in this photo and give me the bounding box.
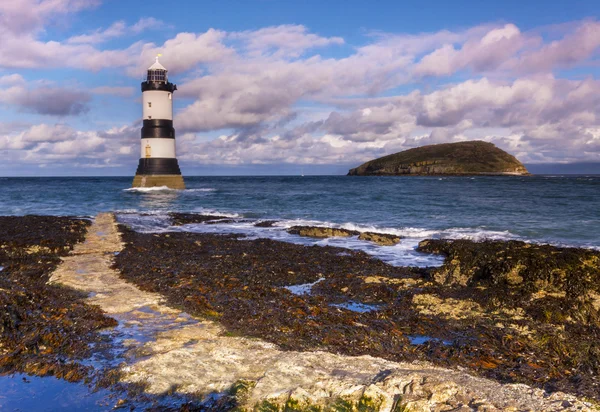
[0,175,598,268]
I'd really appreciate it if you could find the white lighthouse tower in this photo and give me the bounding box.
[132,56,185,189]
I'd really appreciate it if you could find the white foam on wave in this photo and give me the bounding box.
[114,211,530,268]
[123,186,178,193]
[154,217,446,268]
[272,219,519,243]
[115,209,169,215]
[115,212,172,233]
[184,188,217,192]
[123,187,217,193]
[117,211,583,269]
[190,208,241,218]
[115,208,242,234]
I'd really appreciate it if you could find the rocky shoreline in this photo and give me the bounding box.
[1,213,599,410]
[114,218,600,401]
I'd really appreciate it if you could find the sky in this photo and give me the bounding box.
[0,0,599,176]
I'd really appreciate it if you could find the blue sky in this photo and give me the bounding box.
[71,0,598,37]
[0,0,599,176]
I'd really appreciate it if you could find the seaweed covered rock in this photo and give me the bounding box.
[417,239,600,299]
[287,226,359,238]
[0,216,116,380]
[114,225,600,400]
[287,226,401,244]
[358,232,402,246]
[415,238,600,398]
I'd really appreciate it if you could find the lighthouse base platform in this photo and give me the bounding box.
[132,174,185,190]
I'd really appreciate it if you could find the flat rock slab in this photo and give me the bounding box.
[50,213,593,411]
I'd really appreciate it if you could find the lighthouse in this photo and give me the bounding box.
[132,56,185,189]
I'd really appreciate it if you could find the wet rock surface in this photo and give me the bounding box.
[3,214,598,410]
[115,226,419,356]
[171,213,235,226]
[416,238,600,399]
[358,232,402,246]
[287,226,402,246]
[113,225,600,403]
[287,225,360,238]
[0,216,116,381]
[254,220,279,228]
[94,215,588,411]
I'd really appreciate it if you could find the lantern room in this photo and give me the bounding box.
[147,56,168,83]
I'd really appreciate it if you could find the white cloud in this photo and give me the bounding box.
[0,74,26,85]
[230,24,344,58]
[67,17,165,44]
[177,75,600,165]
[0,123,77,150]
[0,0,100,34]
[0,123,139,168]
[0,82,91,115]
[131,17,165,34]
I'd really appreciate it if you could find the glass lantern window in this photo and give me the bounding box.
[147,70,167,82]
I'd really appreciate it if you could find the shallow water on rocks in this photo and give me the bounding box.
[408,336,453,346]
[284,277,325,295]
[332,301,382,313]
[0,374,112,411]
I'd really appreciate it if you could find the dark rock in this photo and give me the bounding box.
[170,213,232,226]
[205,219,239,225]
[254,220,279,228]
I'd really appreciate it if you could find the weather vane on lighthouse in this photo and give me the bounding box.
[132,54,185,189]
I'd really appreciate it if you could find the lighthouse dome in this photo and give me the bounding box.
[147,56,168,83]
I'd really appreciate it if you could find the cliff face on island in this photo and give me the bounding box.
[348,140,529,176]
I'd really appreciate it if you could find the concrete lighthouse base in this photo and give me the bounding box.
[132,174,185,190]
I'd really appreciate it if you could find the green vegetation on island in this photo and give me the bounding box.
[348,141,529,176]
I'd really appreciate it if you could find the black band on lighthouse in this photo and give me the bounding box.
[136,158,182,175]
[141,119,175,139]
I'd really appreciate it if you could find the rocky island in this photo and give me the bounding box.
[348,141,529,176]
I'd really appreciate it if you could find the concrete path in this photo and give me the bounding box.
[49,213,592,411]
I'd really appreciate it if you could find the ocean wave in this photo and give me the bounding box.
[114,209,172,215]
[272,219,519,242]
[115,212,172,233]
[184,188,217,192]
[123,186,179,193]
[115,210,598,268]
[114,209,141,214]
[190,208,241,218]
